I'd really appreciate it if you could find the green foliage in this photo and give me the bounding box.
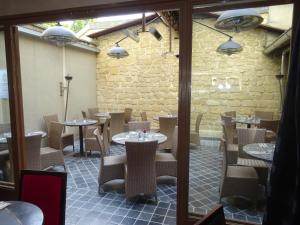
[40,19,95,33]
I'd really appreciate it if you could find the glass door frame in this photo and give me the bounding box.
[0,0,298,224]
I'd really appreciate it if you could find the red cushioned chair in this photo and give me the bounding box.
[19,170,67,225]
[193,205,226,225]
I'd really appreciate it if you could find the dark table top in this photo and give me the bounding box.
[0,201,43,225]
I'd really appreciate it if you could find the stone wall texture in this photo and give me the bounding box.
[95,18,281,136]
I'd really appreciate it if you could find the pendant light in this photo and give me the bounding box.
[107,44,129,59]
[217,38,242,55]
[215,8,263,32]
[41,23,78,46]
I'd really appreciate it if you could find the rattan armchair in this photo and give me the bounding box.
[88,107,99,120]
[156,126,177,178]
[221,123,238,164]
[258,119,279,143]
[124,108,133,123]
[190,113,203,146]
[94,128,125,192]
[40,122,65,170]
[254,111,273,120]
[125,141,158,201]
[220,140,259,203]
[109,112,125,142]
[158,116,177,150]
[44,114,74,151]
[128,121,151,131]
[236,127,269,185]
[140,112,147,121]
[224,111,236,118]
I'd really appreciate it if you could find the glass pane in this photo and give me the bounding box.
[189,4,293,224]
[0,31,13,183]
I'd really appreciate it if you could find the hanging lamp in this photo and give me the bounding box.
[41,23,78,46]
[217,38,242,55]
[107,44,129,59]
[215,8,263,32]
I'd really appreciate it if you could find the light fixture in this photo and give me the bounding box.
[107,14,162,59]
[193,20,242,55]
[107,44,129,59]
[215,8,264,32]
[41,23,78,46]
[217,38,243,55]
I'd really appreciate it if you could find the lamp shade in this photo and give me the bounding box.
[107,44,129,59]
[215,8,263,32]
[41,25,78,46]
[217,38,242,55]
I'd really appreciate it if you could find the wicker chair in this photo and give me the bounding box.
[254,111,273,120]
[220,114,237,151]
[158,116,177,150]
[156,126,177,178]
[221,123,238,164]
[220,140,259,203]
[125,141,158,200]
[224,111,236,118]
[82,110,87,119]
[236,127,269,185]
[140,112,147,121]
[258,119,279,143]
[109,112,125,142]
[44,114,74,151]
[94,128,125,192]
[128,121,151,131]
[124,108,133,123]
[190,113,203,146]
[88,107,99,120]
[40,122,65,170]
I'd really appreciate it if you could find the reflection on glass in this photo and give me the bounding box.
[0,31,13,183]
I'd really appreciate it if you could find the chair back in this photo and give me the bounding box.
[102,119,110,154]
[7,135,42,170]
[222,121,236,144]
[88,108,98,120]
[220,114,233,125]
[48,122,64,150]
[20,170,67,225]
[125,141,157,195]
[171,126,178,158]
[224,111,236,118]
[94,128,107,158]
[159,117,177,149]
[237,127,266,151]
[124,108,133,123]
[140,112,147,121]
[82,110,87,119]
[0,123,11,133]
[258,119,279,133]
[195,113,203,133]
[44,114,59,133]
[254,111,273,120]
[109,112,125,140]
[128,121,150,131]
[193,205,226,225]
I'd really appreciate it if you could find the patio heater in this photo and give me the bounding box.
[107,13,163,59]
[215,8,264,32]
[193,20,242,55]
[41,23,79,121]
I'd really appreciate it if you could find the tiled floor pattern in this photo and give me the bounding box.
[59,139,263,225]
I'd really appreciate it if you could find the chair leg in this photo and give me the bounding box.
[63,164,67,172]
[72,143,75,152]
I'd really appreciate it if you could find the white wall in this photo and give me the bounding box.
[19,35,97,136]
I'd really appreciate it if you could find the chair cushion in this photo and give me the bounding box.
[237,158,269,168]
[156,153,176,162]
[227,165,258,179]
[61,133,73,138]
[104,155,126,166]
[227,144,238,152]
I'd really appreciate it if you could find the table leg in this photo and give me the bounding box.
[79,126,84,156]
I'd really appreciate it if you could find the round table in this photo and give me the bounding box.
[63,119,97,156]
[0,131,47,144]
[233,116,260,128]
[94,112,111,118]
[112,131,167,145]
[243,143,275,162]
[0,201,43,225]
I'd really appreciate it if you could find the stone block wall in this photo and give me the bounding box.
[95,18,281,135]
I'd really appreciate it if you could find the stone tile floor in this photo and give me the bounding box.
[57,139,264,225]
